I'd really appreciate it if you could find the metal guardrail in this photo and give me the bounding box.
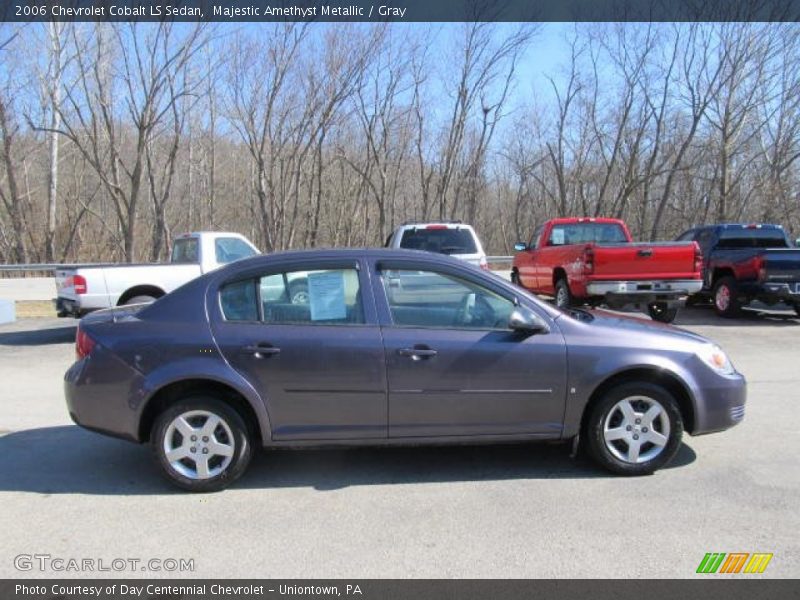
[486,255,513,266]
[0,264,60,277]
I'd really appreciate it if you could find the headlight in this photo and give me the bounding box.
[697,344,735,375]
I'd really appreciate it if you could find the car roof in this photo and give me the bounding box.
[229,247,471,268]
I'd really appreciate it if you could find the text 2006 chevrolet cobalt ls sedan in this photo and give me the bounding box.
[65,249,746,492]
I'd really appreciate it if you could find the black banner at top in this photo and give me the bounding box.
[2,0,800,22]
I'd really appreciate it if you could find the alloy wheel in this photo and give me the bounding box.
[602,395,670,464]
[163,410,235,480]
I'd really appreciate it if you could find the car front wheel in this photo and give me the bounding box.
[585,382,683,476]
[152,396,253,492]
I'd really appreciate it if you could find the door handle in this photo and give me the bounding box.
[397,346,438,360]
[637,248,654,257]
[243,344,281,357]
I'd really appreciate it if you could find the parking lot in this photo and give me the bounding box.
[0,305,798,579]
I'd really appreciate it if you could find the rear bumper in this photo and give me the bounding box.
[55,297,82,318]
[587,279,703,304]
[739,281,800,305]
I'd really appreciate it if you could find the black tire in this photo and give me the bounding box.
[288,280,309,305]
[554,278,573,309]
[152,396,253,492]
[510,270,521,286]
[712,276,741,318]
[647,302,678,323]
[124,294,157,306]
[584,382,683,476]
[795,304,800,318]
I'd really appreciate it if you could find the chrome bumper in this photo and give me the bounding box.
[587,279,703,297]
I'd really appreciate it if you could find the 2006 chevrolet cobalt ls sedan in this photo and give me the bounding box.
[65,249,746,491]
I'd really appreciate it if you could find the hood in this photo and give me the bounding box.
[562,307,710,349]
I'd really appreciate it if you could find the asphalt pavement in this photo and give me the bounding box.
[0,306,797,579]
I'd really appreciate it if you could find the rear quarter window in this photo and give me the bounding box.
[220,280,258,322]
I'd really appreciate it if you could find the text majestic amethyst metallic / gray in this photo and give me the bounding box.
[64,249,745,491]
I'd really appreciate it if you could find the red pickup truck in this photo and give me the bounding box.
[511,217,703,322]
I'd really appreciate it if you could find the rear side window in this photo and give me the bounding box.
[171,238,199,263]
[220,268,365,325]
[260,268,364,325]
[399,228,478,255]
[220,280,258,322]
[215,238,257,264]
[717,229,788,249]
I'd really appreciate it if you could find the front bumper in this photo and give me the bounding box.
[690,370,747,436]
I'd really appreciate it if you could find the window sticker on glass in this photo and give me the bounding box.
[308,271,347,321]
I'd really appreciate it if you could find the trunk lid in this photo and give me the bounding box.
[762,249,800,283]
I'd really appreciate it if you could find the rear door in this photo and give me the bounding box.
[210,258,387,441]
[373,258,567,438]
[592,243,698,280]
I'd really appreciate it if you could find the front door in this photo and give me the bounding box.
[375,264,568,438]
[211,261,387,441]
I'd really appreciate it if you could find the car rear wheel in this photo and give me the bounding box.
[585,382,683,476]
[712,276,741,318]
[554,278,573,309]
[647,302,678,323]
[152,396,253,492]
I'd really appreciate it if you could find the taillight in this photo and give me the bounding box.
[73,274,87,295]
[479,257,489,270]
[754,255,767,282]
[693,242,704,274]
[75,326,96,360]
[583,246,594,275]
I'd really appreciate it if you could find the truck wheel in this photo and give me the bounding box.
[288,281,309,305]
[584,382,683,476]
[554,278,573,309]
[510,270,521,286]
[712,276,741,318]
[124,295,157,306]
[794,304,800,318]
[647,302,678,323]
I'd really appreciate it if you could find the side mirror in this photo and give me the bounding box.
[514,242,528,252]
[508,306,549,334]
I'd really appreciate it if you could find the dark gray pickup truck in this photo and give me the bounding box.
[677,224,800,317]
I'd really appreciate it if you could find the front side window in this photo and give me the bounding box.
[215,238,258,264]
[380,269,514,329]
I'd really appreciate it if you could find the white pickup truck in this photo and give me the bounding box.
[55,232,259,317]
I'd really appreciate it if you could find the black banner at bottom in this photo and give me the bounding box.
[2,580,798,600]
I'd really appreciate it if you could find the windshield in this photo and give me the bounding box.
[548,223,628,246]
[399,227,478,255]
